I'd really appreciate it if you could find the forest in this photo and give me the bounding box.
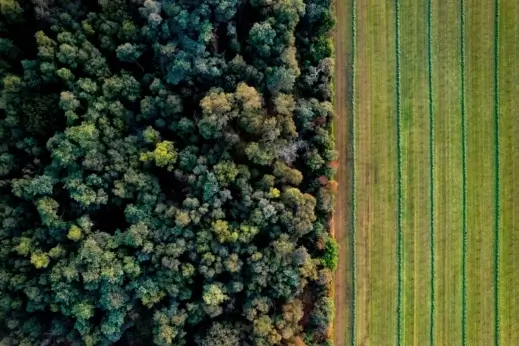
[0,0,337,345]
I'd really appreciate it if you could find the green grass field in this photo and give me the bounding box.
[465,2,496,344]
[433,1,464,343]
[336,0,519,344]
[498,1,519,345]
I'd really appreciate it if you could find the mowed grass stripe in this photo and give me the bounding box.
[492,0,500,344]
[394,0,403,343]
[460,0,468,343]
[466,0,496,344]
[433,0,464,343]
[400,0,431,345]
[354,0,373,343]
[367,0,399,343]
[351,0,357,343]
[498,0,519,343]
[427,0,436,343]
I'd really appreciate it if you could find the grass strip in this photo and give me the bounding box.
[493,0,500,344]
[350,0,357,344]
[394,0,403,344]
[427,0,435,344]
[460,0,468,344]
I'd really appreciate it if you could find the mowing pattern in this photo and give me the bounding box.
[427,0,435,344]
[466,1,497,343]
[497,0,519,343]
[432,1,464,342]
[343,0,515,344]
[460,0,468,344]
[394,0,403,344]
[350,0,357,344]
[493,1,501,345]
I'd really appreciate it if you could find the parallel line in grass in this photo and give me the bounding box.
[493,0,500,344]
[426,0,435,344]
[351,0,357,344]
[460,0,468,344]
[394,0,403,344]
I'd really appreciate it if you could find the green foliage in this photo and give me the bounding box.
[3,74,22,92]
[197,322,240,346]
[202,284,229,306]
[67,225,82,241]
[213,161,238,187]
[116,43,142,63]
[30,251,50,269]
[267,66,297,93]
[140,140,178,170]
[0,0,23,22]
[310,296,333,334]
[322,238,338,271]
[56,67,74,82]
[268,187,281,198]
[14,237,32,256]
[0,0,336,343]
[249,22,276,58]
[273,161,303,186]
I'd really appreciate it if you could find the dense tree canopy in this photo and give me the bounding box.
[0,0,336,345]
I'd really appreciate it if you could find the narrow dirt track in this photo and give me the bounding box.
[355,0,372,343]
[332,0,352,344]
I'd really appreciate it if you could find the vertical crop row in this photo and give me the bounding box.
[493,0,501,344]
[427,0,436,344]
[460,0,468,344]
[350,0,357,344]
[394,0,403,345]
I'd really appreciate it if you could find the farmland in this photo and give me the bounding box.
[333,0,519,344]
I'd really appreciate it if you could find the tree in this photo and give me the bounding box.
[153,304,187,346]
[197,322,241,346]
[273,160,303,186]
[213,161,238,187]
[35,197,63,228]
[321,238,338,270]
[267,66,297,93]
[140,141,178,171]
[30,251,50,269]
[116,43,142,63]
[102,73,140,101]
[0,0,23,22]
[68,225,83,241]
[248,22,276,59]
[202,283,228,306]
[3,74,22,92]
